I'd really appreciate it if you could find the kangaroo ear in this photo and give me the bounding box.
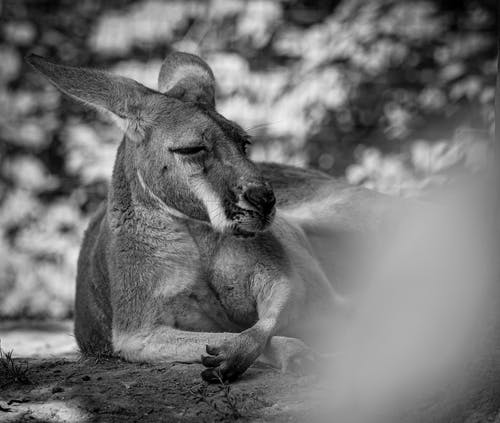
[26,54,156,140]
[158,51,215,108]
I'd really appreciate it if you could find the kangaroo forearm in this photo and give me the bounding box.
[112,326,236,363]
[255,279,304,339]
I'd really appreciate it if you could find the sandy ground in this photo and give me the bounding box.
[0,321,499,423]
[0,321,76,358]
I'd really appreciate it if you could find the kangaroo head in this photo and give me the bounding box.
[27,52,276,236]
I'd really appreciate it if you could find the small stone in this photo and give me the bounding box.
[82,375,91,381]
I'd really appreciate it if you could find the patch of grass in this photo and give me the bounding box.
[0,341,31,388]
[191,374,244,421]
[190,372,269,421]
[77,349,113,365]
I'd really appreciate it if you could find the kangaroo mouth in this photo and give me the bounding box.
[226,203,275,237]
[232,226,258,238]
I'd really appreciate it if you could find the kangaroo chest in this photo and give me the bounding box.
[193,227,292,327]
[151,223,289,331]
[189,229,261,328]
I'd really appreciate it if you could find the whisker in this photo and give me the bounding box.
[244,121,283,133]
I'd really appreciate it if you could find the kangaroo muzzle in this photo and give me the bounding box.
[230,181,276,236]
[242,184,276,216]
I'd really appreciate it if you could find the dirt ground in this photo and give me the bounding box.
[0,321,499,423]
[0,322,326,422]
[0,356,323,422]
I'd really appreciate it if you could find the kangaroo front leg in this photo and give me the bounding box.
[113,326,238,364]
[201,277,301,382]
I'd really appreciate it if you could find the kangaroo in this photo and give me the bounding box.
[27,52,394,382]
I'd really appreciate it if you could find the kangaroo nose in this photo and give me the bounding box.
[244,185,276,215]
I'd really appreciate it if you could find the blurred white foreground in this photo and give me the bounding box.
[316,177,498,422]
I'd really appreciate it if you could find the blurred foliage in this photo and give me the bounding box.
[0,0,496,318]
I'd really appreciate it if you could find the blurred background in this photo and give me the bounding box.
[0,0,496,319]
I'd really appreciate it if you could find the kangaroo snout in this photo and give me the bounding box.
[242,184,276,216]
[231,181,276,235]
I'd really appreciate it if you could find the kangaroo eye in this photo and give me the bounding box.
[170,146,207,155]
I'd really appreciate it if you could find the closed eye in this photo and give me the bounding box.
[170,145,207,155]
